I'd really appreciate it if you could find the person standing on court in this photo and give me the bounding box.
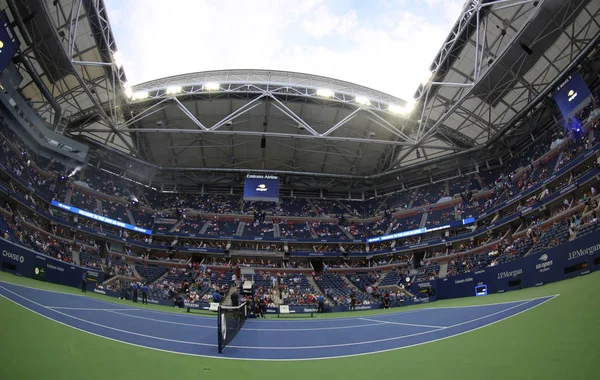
[132,281,139,303]
[350,292,356,311]
[81,273,87,292]
[317,294,324,313]
[231,290,239,307]
[141,283,148,304]
[257,295,266,318]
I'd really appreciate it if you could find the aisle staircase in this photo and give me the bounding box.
[64,189,73,204]
[438,262,448,278]
[72,248,81,266]
[223,279,241,305]
[306,275,324,296]
[373,272,387,287]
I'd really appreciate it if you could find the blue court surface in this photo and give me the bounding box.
[0,281,558,361]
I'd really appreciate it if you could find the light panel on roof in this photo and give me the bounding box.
[317,88,334,98]
[166,85,182,94]
[355,96,370,105]
[131,91,149,100]
[203,82,220,91]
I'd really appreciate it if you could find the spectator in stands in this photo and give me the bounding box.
[212,290,222,304]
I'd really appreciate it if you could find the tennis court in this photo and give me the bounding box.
[0,281,557,360]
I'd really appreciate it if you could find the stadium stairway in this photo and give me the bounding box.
[306,198,318,215]
[373,195,390,214]
[420,212,428,228]
[454,205,461,220]
[373,272,387,287]
[223,279,241,305]
[309,227,319,239]
[438,262,448,278]
[553,152,564,173]
[131,265,141,279]
[199,221,211,234]
[169,219,186,233]
[125,208,136,226]
[338,200,354,215]
[64,189,73,204]
[95,198,103,215]
[384,223,393,235]
[341,225,354,239]
[273,223,281,238]
[306,275,324,296]
[72,248,81,266]
[153,269,171,285]
[341,274,361,293]
[475,173,485,189]
[236,222,245,236]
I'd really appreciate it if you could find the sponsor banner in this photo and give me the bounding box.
[50,200,152,235]
[438,232,600,299]
[0,238,104,288]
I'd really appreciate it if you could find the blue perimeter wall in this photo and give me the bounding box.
[0,238,104,289]
[1,232,600,312]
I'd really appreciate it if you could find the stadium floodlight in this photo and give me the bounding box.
[204,82,220,91]
[404,99,416,113]
[317,88,334,98]
[166,85,182,95]
[355,95,370,105]
[123,82,133,98]
[421,70,433,85]
[131,91,149,100]
[388,104,405,114]
[113,51,124,68]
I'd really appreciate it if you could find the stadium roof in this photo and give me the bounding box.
[4,0,600,192]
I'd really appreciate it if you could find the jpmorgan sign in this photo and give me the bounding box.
[2,249,24,263]
[567,244,600,261]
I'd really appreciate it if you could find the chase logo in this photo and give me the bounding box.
[568,89,578,102]
[256,184,268,192]
[539,254,549,262]
[2,250,24,263]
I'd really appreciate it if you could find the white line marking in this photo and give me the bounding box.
[48,307,140,311]
[0,286,215,347]
[0,285,559,361]
[106,309,391,331]
[359,318,445,329]
[0,280,560,323]
[0,285,557,350]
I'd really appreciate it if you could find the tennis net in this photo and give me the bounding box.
[217,302,247,353]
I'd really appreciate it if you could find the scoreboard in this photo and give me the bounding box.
[0,11,18,73]
[243,174,279,202]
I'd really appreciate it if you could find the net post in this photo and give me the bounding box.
[217,304,223,354]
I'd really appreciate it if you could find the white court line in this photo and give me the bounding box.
[359,318,445,329]
[0,284,558,350]
[106,309,392,331]
[0,286,559,361]
[0,286,215,347]
[48,307,139,311]
[0,280,560,323]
